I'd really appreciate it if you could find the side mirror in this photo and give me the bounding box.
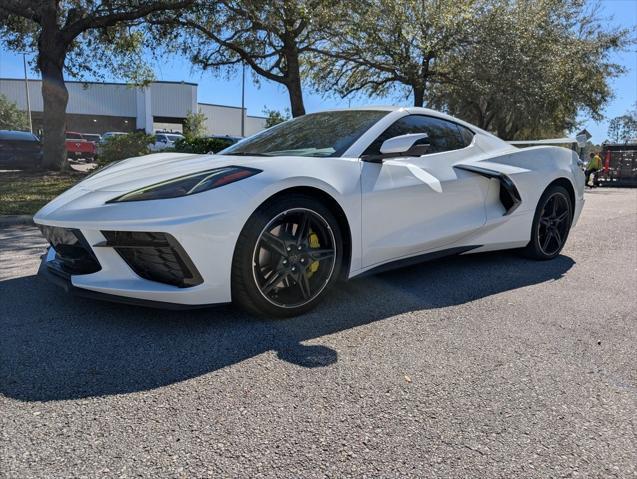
[363,133,431,163]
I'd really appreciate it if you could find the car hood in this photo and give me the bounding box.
[76,152,265,193]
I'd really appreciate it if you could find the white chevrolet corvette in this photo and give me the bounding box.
[35,107,585,317]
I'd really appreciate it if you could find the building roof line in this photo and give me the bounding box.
[0,77,198,87]
[198,101,244,110]
[198,102,267,119]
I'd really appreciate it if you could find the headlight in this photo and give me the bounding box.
[107,166,261,203]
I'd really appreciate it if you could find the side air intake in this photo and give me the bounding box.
[453,164,521,215]
[98,231,203,288]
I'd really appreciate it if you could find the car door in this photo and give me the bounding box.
[361,115,490,268]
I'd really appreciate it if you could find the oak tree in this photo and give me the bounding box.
[153,0,339,117]
[0,0,194,169]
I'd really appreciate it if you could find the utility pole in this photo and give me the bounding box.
[240,61,245,137]
[23,53,33,133]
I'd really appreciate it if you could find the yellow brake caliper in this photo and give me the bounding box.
[307,231,320,278]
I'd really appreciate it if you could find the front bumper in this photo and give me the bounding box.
[38,251,219,310]
[35,208,244,306]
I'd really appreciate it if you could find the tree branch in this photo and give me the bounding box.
[62,0,195,42]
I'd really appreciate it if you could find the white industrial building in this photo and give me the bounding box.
[0,78,267,137]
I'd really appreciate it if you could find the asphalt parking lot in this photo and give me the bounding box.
[1,188,635,478]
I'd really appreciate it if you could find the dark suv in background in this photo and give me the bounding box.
[0,130,43,169]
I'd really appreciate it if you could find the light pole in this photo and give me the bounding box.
[22,53,33,133]
[240,61,245,138]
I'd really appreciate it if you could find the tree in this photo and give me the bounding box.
[427,0,632,140]
[0,94,30,131]
[0,0,194,170]
[183,109,208,138]
[607,109,637,143]
[309,0,482,106]
[153,0,339,117]
[262,107,290,128]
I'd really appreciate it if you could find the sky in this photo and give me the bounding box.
[0,0,635,143]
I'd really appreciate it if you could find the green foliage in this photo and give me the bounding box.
[0,1,193,170]
[309,0,481,105]
[0,4,164,84]
[151,0,341,116]
[310,0,633,140]
[0,93,29,131]
[98,132,154,166]
[607,108,637,142]
[263,108,290,128]
[173,136,236,154]
[183,110,208,139]
[427,0,633,140]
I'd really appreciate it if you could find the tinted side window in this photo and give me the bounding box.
[456,124,475,146]
[66,132,82,140]
[364,115,467,156]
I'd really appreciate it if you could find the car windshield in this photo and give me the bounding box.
[221,110,389,157]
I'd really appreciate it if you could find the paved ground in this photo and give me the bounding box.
[1,188,635,478]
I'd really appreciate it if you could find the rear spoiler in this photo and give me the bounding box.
[508,138,578,152]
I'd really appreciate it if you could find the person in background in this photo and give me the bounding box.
[585,151,602,188]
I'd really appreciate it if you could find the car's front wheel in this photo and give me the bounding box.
[232,194,343,317]
[523,184,573,260]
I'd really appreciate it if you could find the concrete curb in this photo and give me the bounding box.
[0,215,34,226]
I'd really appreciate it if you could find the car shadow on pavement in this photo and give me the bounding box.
[0,251,574,402]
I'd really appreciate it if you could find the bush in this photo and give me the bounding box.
[173,136,235,154]
[98,132,154,166]
[0,93,29,131]
[183,110,208,139]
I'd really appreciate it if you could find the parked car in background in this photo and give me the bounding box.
[0,130,43,169]
[65,131,96,161]
[149,132,185,152]
[81,133,101,144]
[100,132,128,144]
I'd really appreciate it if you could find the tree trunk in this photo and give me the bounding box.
[37,29,68,171]
[412,85,425,107]
[285,50,306,117]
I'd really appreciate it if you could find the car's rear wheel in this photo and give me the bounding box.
[523,184,572,260]
[232,194,343,317]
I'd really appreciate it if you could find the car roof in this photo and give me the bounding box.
[319,106,502,141]
[0,130,38,141]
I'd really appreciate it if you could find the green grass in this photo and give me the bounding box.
[0,170,87,216]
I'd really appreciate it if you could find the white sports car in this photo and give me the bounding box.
[35,107,585,317]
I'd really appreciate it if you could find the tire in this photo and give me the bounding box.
[523,184,573,260]
[232,194,344,318]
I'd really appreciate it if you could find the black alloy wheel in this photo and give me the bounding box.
[537,193,570,256]
[232,195,343,317]
[524,184,573,260]
[253,208,337,309]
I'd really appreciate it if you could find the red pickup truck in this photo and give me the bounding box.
[66,131,97,161]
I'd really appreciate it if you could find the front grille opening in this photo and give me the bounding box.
[38,225,101,275]
[101,231,203,288]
